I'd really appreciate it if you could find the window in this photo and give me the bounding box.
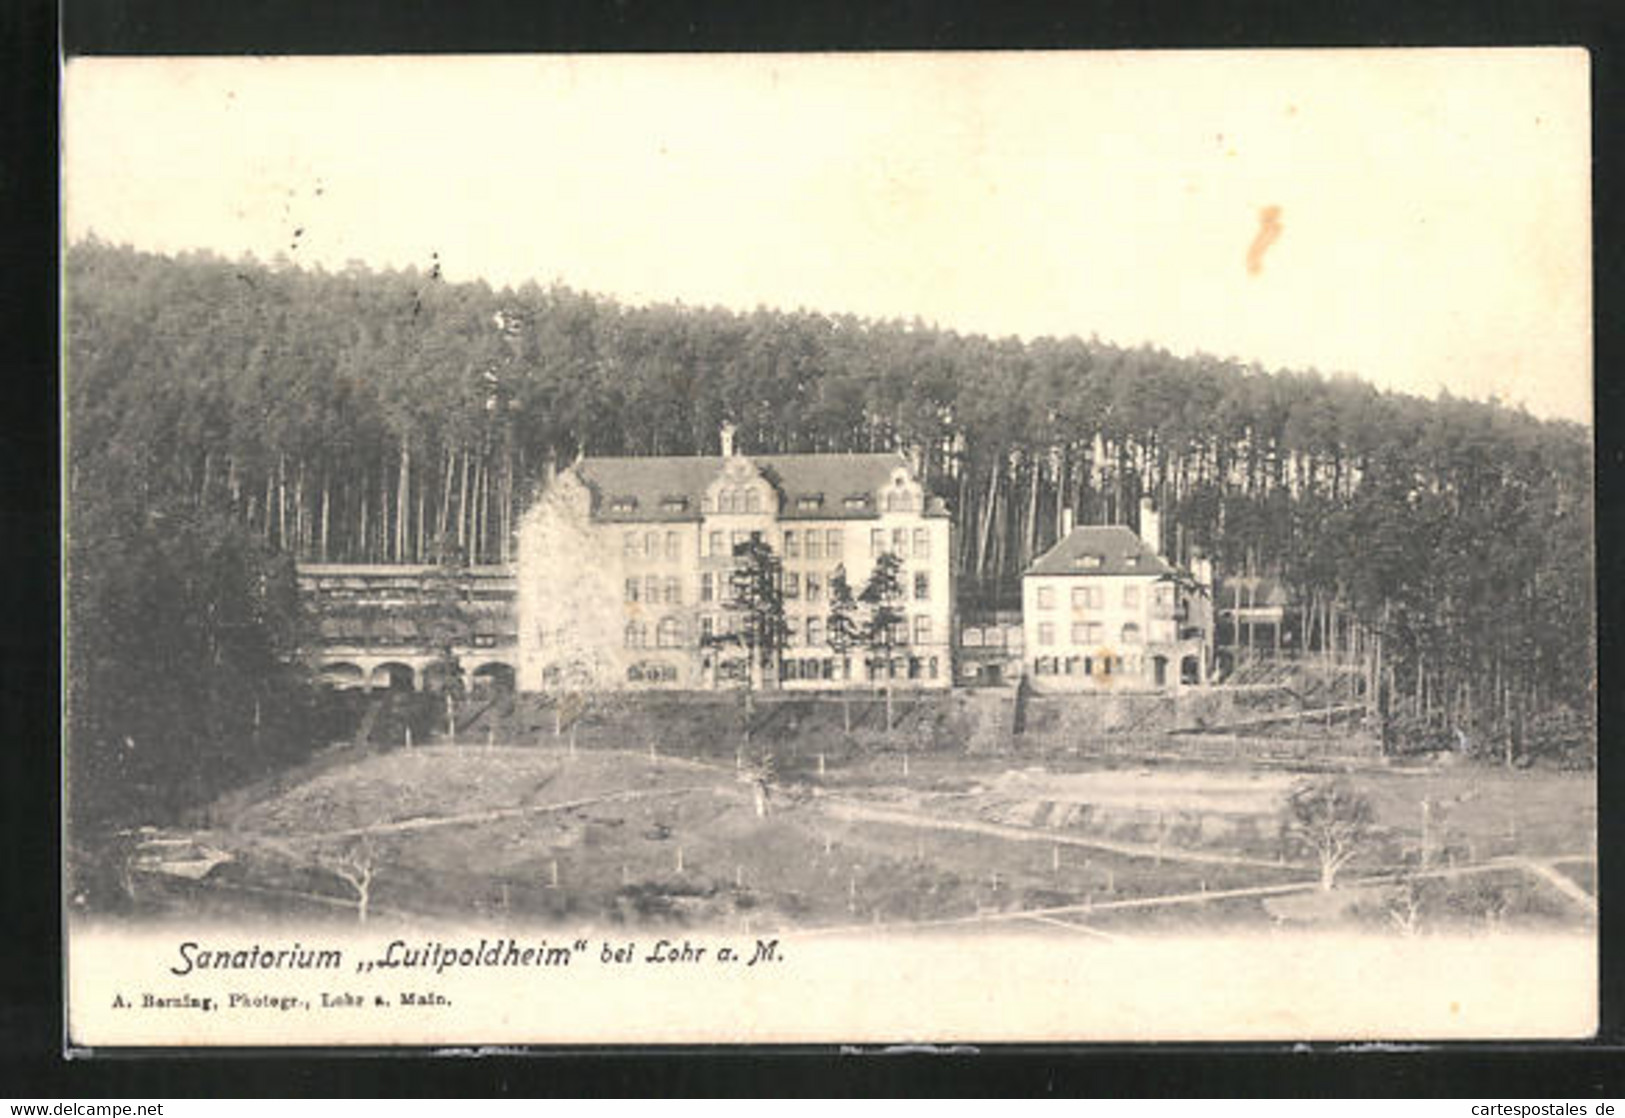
[1121,623,1142,644]
[1154,584,1175,607]
[962,627,984,648]
[627,665,644,683]
[1065,656,1083,676]
[1123,585,1140,608]
[928,656,939,679]
[701,616,715,641]
[625,578,640,603]
[732,530,749,551]
[798,495,823,511]
[1124,556,1140,569]
[870,529,885,557]
[807,618,823,646]
[644,531,659,558]
[664,531,679,560]
[1038,586,1055,609]
[708,530,724,556]
[657,617,682,648]
[1076,554,1103,570]
[914,616,932,645]
[892,528,908,556]
[611,497,637,513]
[1080,622,1103,645]
[783,660,801,681]
[1072,585,1103,609]
[844,495,868,510]
[1034,657,1057,676]
[886,490,913,512]
[827,529,843,557]
[1071,623,1090,645]
[913,528,929,558]
[661,497,687,513]
[986,627,1006,648]
[745,489,761,513]
[701,572,714,603]
[1038,622,1055,647]
[893,621,909,646]
[623,532,639,558]
[664,576,681,605]
[805,573,822,602]
[645,575,659,603]
[806,532,822,560]
[784,572,800,599]
[782,530,798,558]
[785,619,800,648]
[914,572,930,601]
[624,621,646,649]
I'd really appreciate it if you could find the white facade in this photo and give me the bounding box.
[516,450,952,693]
[1021,518,1210,693]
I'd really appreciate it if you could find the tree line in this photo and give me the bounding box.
[67,239,1594,774]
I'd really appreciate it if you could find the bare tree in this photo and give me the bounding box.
[1283,778,1375,891]
[322,837,378,923]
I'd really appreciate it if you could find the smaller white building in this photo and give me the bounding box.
[1021,502,1211,693]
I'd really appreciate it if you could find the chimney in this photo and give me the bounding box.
[720,422,736,457]
[1139,497,1161,557]
[1061,507,1074,537]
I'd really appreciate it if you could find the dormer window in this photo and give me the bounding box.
[844,494,869,510]
[610,497,638,513]
[660,496,688,513]
[1074,554,1103,570]
[798,494,824,511]
[1124,556,1140,568]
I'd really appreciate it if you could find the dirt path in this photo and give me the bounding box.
[814,794,1302,871]
[1516,857,1597,915]
[801,853,1599,938]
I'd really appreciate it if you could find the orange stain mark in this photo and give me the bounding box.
[1246,205,1283,276]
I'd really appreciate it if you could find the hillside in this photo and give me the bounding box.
[64,241,1595,825]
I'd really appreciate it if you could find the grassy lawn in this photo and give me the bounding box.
[103,733,1594,936]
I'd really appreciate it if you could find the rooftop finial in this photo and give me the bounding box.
[720,421,737,457]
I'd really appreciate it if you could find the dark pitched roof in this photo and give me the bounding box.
[573,453,948,522]
[1025,525,1175,578]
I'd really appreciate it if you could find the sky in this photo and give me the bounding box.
[63,51,1593,423]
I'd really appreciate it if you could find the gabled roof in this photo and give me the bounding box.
[1025,525,1175,578]
[572,452,949,522]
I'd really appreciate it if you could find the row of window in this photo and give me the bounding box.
[624,530,685,561]
[1035,583,1174,610]
[627,662,680,683]
[960,625,1024,650]
[629,614,939,649]
[779,655,940,682]
[713,486,766,514]
[780,528,847,560]
[615,655,945,685]
[625,575,684,605]
[1036,621,1142,647]
[646,569,933,606]
[870,527,931,560]
[624,525,936,563]
[624,618,687,649]
[1032,654,1132,677]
